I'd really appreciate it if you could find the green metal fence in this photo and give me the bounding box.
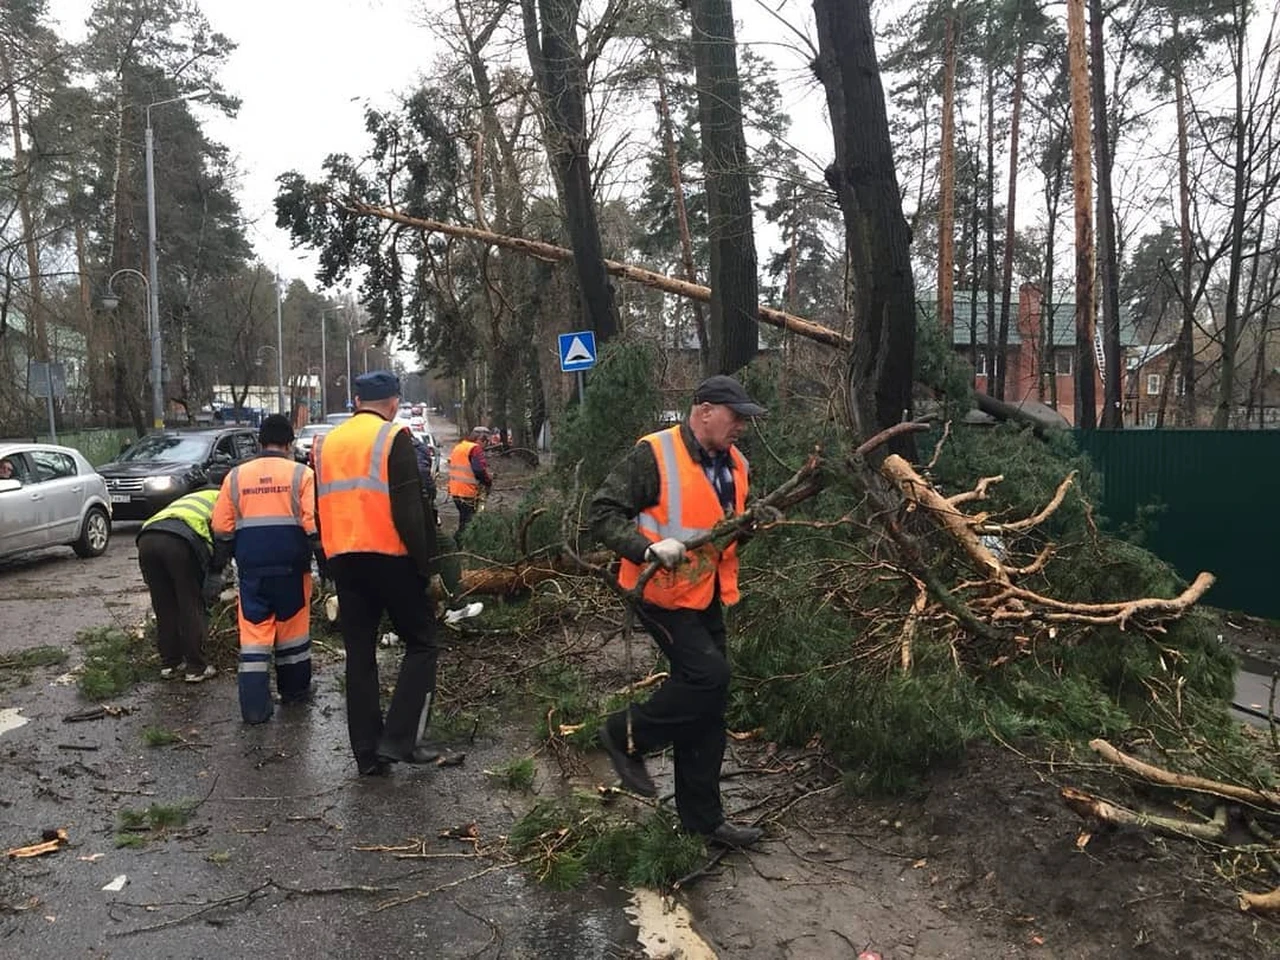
[1076,430,1278,618]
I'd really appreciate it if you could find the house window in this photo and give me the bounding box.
[1054,351,1073,376]
[1146,373,1162,396]
[974,352,987,377]
[1144,411,1158,427]
[1175,376,1185,396]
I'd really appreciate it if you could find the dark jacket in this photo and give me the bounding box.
[587,422,743,565]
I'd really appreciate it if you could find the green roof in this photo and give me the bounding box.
[917,292,1140,348]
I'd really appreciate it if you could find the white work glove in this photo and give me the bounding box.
[644,537,686,570]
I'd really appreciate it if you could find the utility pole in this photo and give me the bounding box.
[275,271,286,416]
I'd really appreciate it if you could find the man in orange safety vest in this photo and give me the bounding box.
[212,414,321,723]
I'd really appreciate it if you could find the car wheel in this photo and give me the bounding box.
[73,506,111,558]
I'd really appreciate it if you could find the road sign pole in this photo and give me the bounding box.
[576,370,584,404]
[45,364,57,443]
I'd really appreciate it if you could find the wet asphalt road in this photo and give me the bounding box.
[0,522,640,958]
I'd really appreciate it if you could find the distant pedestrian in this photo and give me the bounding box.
[212,414,321,721]
[447,428,492,537]
[588,375,767,848]
[136,487,221,680]
[313,371,441,776]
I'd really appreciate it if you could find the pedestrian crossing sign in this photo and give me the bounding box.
[557,330,598,372]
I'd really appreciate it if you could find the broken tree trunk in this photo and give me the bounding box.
[441,550,613,600]
[1090,739,1280,809]
[337,200,849,350]
[1061,786,1227,841]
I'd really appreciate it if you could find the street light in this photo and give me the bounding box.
[318,306,344,416]
[101,268,155,427]
[274,271,286,416]
[145,88,211,429]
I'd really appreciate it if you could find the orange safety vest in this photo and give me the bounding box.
[212,454,315,575]
[448,440,480,499]
[312,413,408,558]
[617,425,748,609]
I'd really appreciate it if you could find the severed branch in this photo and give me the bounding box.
[1090,738,1280,809]
[985,573,1215,628]
[1061,786,1228,841]
[979,471,1077,534]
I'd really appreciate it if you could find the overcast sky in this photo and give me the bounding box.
[46,0,828,299]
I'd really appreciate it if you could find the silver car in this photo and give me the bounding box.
[0,442,113,561]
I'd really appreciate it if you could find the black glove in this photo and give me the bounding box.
[202,571,224,605]
[313,548,329,581]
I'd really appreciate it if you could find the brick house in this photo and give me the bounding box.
[920,284,1141,426]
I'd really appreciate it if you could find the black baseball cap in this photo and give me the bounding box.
[693,375,767,417]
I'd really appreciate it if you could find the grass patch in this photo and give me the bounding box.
[77,625,152,700]
[114,800,196,847]
[0,646,69,670]
[510,796,705,890]
[487,756,535,792]
[141,727,180,747]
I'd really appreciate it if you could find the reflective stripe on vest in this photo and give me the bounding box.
[141,488,219,546]
[448,440,480,498]
[616,425,748,609]
[228,459,307,530]
[315,414,408,557]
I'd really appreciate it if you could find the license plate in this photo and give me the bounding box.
[111,494,131,504]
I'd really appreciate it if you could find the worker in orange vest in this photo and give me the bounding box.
[211,415,321,723]
[313,371,440,776]
[588,375,767,849]
[446,428,492,537]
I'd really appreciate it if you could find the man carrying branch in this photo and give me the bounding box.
[588,375,766,848]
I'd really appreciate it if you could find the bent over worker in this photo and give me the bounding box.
[313,371,440,776]
[212,415,320,723]
[588,375,767,849]
[136,487,221,681]
[447,428,492,537]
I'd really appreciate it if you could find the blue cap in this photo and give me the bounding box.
[354,370,400,401]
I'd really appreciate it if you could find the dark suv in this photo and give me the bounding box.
[97,428,260,520]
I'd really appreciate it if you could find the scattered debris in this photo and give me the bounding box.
[436,752,466,768]
[63,705,129,723]
[101,874,128,892]
[56,743,100,751]
[6,827,69,859]
[0,706,29,737]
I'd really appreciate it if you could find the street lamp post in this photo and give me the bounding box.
[319,306,343,416]
[274,272,286,416]
[345,334,353,409]
[145,89,211,429]
[101,267,153,429]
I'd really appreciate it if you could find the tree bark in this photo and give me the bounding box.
[937,14,957,332]
[1213,13,1248,428]
[813,0,917,450]
[655,67,710,374]
[521,0,618,343]
[689,0,759,375]
[1090,0,1123,427]
[984,40,998,397]
[1067,0,1097,428]
[996,35,1024,401]
[1174,20,1197,426]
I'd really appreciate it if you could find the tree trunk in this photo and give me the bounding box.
[521,0,619,343]
[1213,14,1248,429]
[1067,0,1097,428]
[689,0,759,375]
[0,41,49,363]
[655,67,710,374]
[984,45,998,397]
[1090,0,1123,427]
[1174,20,1197,426]
[996,36,1024,402]
[938,14,957,332]
[813,0,917,451]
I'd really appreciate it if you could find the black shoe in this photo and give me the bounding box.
[597,724,657,798]
[377,743,441,765]
[357,757,391,777]
[707,821,764,848]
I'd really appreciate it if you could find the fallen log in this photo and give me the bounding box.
[1060,786,1227,841]
[437,550,614,600]
[1090,739,1280,809]
[1239,887,1280,912]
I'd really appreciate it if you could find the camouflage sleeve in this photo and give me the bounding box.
[587,441,661,564]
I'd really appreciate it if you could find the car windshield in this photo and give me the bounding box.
[298,425,332,438]
[116,435,211,464]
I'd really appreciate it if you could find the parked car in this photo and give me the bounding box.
[293,423,334,463]
[0,442,113,561]
[96,427,260,520]
[324,412,354,426]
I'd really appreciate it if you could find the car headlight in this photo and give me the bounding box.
[143,475,179,493]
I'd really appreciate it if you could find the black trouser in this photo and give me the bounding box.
[604,601,729,835]
[330,553,439,769]
[137,531,207,671]
[453,496,476,536]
